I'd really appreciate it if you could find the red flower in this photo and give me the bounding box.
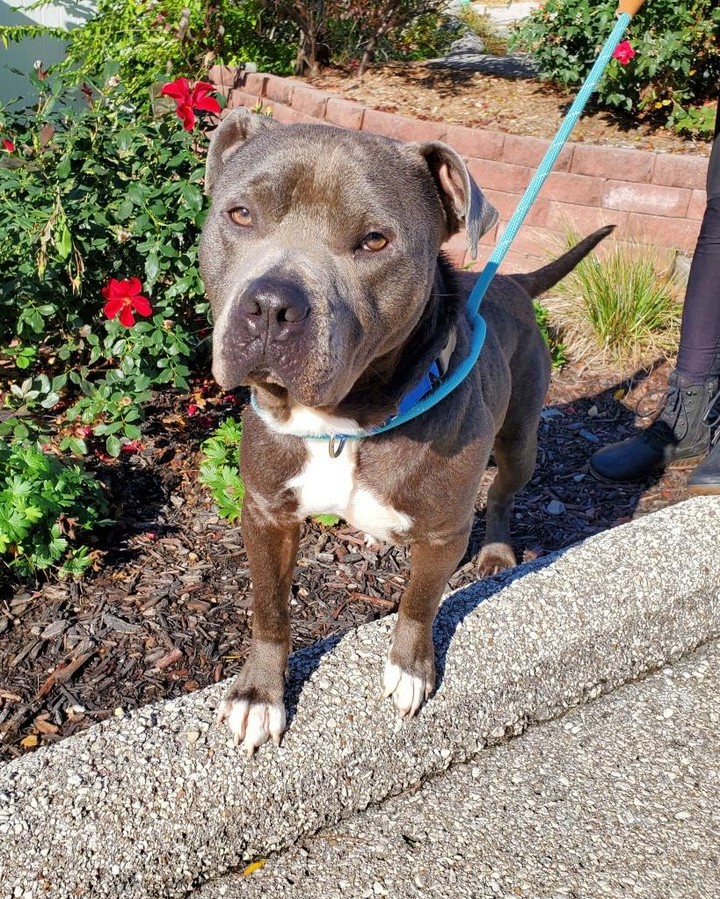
[2,138,15,152]
[160,78,221,131]
[187,403,200,416]
[612,40,636,65]
[102,277,152,327]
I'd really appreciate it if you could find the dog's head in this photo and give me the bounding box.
[199,109,497,409]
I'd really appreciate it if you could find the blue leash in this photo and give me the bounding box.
[254,4,640,445]
[467,9,635,318]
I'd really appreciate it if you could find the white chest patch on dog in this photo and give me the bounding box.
[287,438,412,542]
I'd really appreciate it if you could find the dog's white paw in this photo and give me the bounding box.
[383,661,432,718]
[217,697,286,756]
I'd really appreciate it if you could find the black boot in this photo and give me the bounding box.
[590,371,719,483]
[687,388,720,494]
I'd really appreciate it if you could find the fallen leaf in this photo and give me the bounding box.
[20,734,39,748]
[242,860,266,877]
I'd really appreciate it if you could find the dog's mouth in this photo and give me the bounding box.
[215,347,346,410]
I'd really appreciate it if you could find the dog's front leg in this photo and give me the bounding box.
[384,531,469,718]
[218,499,300,754]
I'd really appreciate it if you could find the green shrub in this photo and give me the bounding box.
[511,0,720,136]
[263,0,456,75]
[199,418,246,523]
[0,71,211,457]
[382,10,459,61]
[198,417,340,527]
[1,0,295,108]
[0,444,109,577]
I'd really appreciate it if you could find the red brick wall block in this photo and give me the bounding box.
[209,71,709,264]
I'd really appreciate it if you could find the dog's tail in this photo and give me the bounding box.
[508,225,615,298]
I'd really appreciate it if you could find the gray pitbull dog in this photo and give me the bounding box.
[200,108,611,754]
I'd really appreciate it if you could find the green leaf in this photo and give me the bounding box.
[105,435,122,457]
[40,392,61,409]
[145,251,160,284]
[56,155,71,179]
[314,514,340,527]
[55,223,72,260]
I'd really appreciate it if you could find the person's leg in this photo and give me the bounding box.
[676,109,720,379]
[590,101,720,483]
[686,119,720,493]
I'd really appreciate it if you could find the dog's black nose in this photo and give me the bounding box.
[239,278,310,341]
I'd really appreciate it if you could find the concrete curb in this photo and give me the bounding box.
[1,496,719,898]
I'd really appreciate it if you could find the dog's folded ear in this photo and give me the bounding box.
[204,108,280,195]
[410,142,498,260]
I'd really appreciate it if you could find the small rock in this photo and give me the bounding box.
[448,32,486,56]
[546,500,565,516]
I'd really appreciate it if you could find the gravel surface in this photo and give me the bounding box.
[209,639,720,899]
[1,496,719,898]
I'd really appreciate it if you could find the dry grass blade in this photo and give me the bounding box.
[543,235,683,371]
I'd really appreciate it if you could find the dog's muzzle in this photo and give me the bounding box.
[213,275,324,396]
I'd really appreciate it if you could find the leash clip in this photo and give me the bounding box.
[328,435,347,458]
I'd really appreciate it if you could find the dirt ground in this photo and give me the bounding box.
[307,62,713,157]
[0,62,708,762]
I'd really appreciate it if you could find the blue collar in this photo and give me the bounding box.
[248,311,487,452]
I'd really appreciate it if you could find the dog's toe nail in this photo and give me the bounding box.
[383,660,402,698]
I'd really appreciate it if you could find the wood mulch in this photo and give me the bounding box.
[0,358,691,763]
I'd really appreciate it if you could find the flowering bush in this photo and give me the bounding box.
[511,0,720,136]
[0,70,219,577]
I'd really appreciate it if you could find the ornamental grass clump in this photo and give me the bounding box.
[543,234,683,369]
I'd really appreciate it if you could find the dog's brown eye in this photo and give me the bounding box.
[230,207,253,227]
[361,232,388,252]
